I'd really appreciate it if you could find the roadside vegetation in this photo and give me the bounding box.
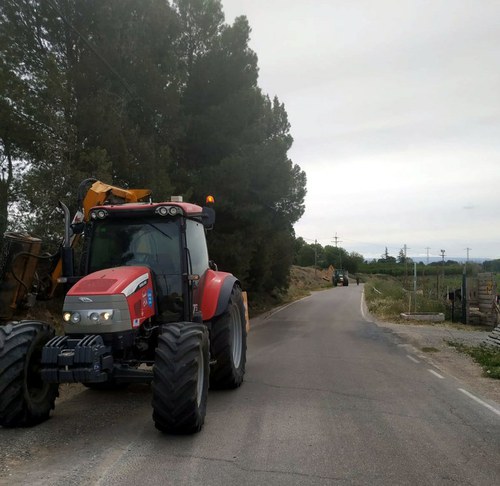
[363,274,449,322]
[249,265,331,316]
[447,342,500,379]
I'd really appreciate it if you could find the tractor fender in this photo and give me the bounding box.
[200,270,239,321]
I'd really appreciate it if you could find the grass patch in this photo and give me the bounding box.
[363,275,446,322]
[421,347,440,353]
[447,341,500,379]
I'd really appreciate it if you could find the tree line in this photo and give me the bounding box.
[294,238,364,274]
[0,0,306,294]
[295,240,486,277]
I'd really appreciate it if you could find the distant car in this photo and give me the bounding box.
[333,270,349,287]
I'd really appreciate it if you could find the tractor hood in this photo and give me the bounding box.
[63,266,155,334]
[68,266,152,297]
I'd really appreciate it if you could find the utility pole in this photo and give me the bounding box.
[332,233,342,269]
[425,247,431,265]
[465,247,471,263]
[403,244,410,285]
[440,249,446,297]
[462,257,468,324]
[314,239,317,277]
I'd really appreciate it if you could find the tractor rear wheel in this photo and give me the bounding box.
[152,322,209,434]
[210,286,247,389]
[0,321,59,427]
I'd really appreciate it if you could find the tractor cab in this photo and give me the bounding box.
[86,212,187,324]
[62,199,213,338]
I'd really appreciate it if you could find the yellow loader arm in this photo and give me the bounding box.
[79,180,151,221]
[49,180,151,294]
[0,180,151,319]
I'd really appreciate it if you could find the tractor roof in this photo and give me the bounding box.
[90,201,205,219]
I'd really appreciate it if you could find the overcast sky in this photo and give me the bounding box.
[222,0,500,260]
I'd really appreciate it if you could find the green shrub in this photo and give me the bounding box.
[448,342,500,379]
[364,275,446,320]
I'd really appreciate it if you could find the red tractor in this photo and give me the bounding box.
[0,180,247,434]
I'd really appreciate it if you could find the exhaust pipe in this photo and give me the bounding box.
[59,201,74,278]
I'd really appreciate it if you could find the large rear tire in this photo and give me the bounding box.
[152,323,209,434]
[0,321,59,427]
[210,286,247,389]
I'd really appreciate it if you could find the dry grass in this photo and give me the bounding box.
[248,266,331,316]
[288,265,332,297]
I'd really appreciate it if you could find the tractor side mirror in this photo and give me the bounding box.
[71,222,85,235]
[201,207,215,229]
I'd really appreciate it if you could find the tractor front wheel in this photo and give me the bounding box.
[210,286,247,389]
[0,321,59,427]
[152,322,209,434]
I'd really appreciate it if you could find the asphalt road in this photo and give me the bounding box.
[1,285,500,485]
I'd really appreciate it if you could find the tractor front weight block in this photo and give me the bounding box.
[41,335,113,383]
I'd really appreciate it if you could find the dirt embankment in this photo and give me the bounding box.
[288,265,332,295]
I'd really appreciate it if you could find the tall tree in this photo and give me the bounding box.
[176,9,306,290]
[0,0,307,294]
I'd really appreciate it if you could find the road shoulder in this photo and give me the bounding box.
[372,319,500,404]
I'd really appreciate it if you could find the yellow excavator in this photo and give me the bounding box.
[0,179,151,320]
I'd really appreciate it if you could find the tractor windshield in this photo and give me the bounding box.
[87,218,184,322]
[87,218,181,273]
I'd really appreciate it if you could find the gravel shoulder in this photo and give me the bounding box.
[374,319,500,404]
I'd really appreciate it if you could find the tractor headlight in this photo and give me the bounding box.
[64,310,114,324]
[63,311,82,323]
[90,209,108,220]
[87,310,114,323]
[155,205,182,216]
[156,206,169,216]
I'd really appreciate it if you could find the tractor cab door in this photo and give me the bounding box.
[185,219,210,318]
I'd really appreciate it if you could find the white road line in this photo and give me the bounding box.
[458,388,500,417]
[406,355,420,364]
[428,369,445,379]
[360,289,370,322]
[265,295,312,319]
